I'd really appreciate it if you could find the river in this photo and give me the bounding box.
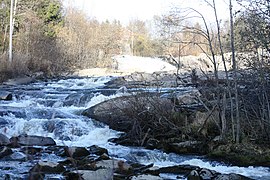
[0,76,269,179]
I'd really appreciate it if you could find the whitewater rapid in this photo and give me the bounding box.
[0,76,269,179]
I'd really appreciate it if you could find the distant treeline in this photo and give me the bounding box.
[0,0,269,80]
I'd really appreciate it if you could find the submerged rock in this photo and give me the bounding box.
[104,77,127,89]
[0,106,26,118]
[0,91,12,100]
[0,134,10,145]
[63,92,95,107]
[88,145,108,156]
[0,118,9,128]
[9,151,27,161]
[0,146,13,158]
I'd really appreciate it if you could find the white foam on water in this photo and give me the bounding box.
[57,105,85,115]
[1,115,119,148]
[105,144,185,167]
[86,93,129,108]
[1,117,53,138]
[181,159,270,179]
[1,99,37,108]
[56,126,119,147]
[105,144,270,179]
[45,77,112,90]
[2,76,270,180]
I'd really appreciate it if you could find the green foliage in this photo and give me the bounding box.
[34,0,63,37]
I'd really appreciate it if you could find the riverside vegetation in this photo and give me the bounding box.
[1,0,270,179]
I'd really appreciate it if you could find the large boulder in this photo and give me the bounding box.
[30,161,65,174]
[75,169,113,180]
[63,92,95,107]
[146,165,200,176]
[88,145,108,156]
[64,147,90,158]
[10,135,56,146]
[82,93,175,132]
[63,159,133,180]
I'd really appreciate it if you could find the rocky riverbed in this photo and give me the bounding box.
[0,133,253,179]
[0,73,269,179]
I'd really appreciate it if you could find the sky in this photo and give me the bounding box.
[64,0,239,25]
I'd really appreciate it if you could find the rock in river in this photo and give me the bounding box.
[0,146,13,158]
[0,133,10,145]
[82,93,174,132]
[63,146,90,158]
[0,91,12,100]
[10,135,56,146]
[30,161,65,173]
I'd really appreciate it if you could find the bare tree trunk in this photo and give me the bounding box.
[9,0,14,62]
[213,0,228,79]
[230,0,240,143]
[191,8,219,80]
[212,0,230,140]
[2,25,8,54]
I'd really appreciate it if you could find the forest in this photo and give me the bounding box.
[0,0,267,78]
[1,0,270,153]
[0,0,270,179]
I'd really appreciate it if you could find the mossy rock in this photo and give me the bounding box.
[208,143,270,166]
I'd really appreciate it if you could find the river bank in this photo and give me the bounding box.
[1,53,270,178]
[0,75,269,179]
[1,73,269,179]
[81,72,270,168]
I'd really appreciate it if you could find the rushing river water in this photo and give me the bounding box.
[0,77,270,179]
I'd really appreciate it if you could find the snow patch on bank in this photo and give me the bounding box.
[113,55,177,73]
